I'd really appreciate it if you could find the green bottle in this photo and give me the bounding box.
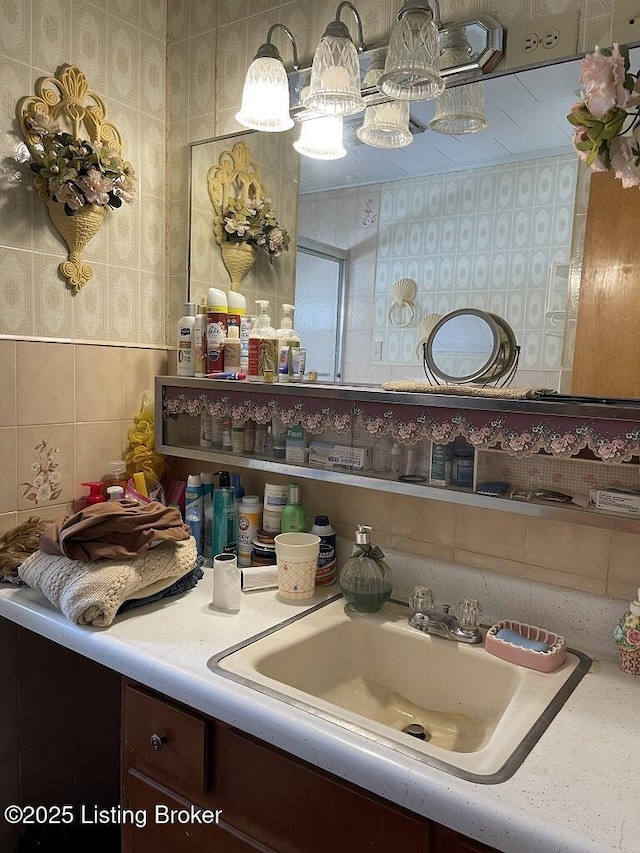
[280,483,307,533]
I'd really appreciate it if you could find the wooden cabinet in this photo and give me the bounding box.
[122,680,499,853]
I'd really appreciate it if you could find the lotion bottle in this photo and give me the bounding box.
[276,304,301,382]
[176,302,196,376]
[224,325,242,373]
[193,297,208,377]
[247,300,278,382]
[280,482,307,533]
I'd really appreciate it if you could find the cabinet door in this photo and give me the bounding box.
[431,823,499,853]
[212,723,430,853]
[123,771,260,853]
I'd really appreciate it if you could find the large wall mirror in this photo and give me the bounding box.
[188,50,637,393]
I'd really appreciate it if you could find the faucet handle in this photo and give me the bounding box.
[409,585,434,613]
[459,598,481,629]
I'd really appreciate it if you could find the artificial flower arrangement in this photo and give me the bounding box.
[222,195,290,259]
[25,112,137,215]
[568,43,640,188]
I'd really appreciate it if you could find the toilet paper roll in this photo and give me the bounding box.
[212,553,241,612]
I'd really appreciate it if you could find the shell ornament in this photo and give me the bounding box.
[415,313,442,359]
[388,278,417,327]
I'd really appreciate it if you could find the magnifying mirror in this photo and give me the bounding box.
[424,309,519,385]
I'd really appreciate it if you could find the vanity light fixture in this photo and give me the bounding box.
[304,2,366,117]
[235,24,299,132]
[356,56,412,149]
[378,0,445,102]
[429,27,488,134]
[293,114,347,160]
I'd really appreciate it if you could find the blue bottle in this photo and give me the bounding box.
[185,474,203,556]
[212,471,238,557]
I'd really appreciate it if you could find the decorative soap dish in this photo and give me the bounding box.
[485,620,567,672]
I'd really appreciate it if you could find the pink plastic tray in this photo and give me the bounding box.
[485,620,567,672]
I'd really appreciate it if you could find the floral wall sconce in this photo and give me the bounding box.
[17,64,136,292]
[207,141,289,291]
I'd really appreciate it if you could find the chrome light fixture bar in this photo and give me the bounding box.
[288,15,503,122]
[236,24,299,132]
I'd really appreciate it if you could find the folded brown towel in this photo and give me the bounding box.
[40,499,191,562]
[381,381,554,400]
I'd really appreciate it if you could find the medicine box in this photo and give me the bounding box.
[308,441,372,470]
[285,425,306,464]
[590,488,640,515]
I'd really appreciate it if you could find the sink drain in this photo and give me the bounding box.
[402,723,431,741]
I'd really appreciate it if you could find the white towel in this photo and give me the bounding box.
[18,537,198,627]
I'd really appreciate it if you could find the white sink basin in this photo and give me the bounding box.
[209,596,591,783]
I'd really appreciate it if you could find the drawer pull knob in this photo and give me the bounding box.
[150,733,167,752]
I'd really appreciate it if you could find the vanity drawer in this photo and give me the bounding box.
[123,684,208,799]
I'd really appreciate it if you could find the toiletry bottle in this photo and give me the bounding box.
[237,495,262,568]
[227,290,248,369]
[281,483,307,533]
[272,417,286,459]
[82,481,106,506]
[212,471,237,556]
[231,419,245,453]
[451,437,475,488]
[614,588,640,675]
[176,302,196,377]
[193,297,208,377]
[390,441,403,479]
[276,303,301,382]
[230,473,244,501]
[339,524,393,614]
[310,515,336,586]
[224,325,242,373]
[247,300,278,382]
[241,316,253,375]
[107,485,125,501]
[429,443,451,487]
[199,411,213,448]
[103,460,128,498]
[200,471,214,565]
[243,420,256,454]
[206,286,228,373]
[185,474,203,557]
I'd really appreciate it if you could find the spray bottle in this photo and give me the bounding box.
[247,300,278,382]
[227,291,250,373]
[206,286,228,374]
[185,474,203,557]
[276,303,301,382]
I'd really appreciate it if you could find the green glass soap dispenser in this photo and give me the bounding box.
[339,524,393,614]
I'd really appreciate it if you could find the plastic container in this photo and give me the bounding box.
[224,325,242,373]
[193,297,208,377]
[281,483,307,533]
[339,524,393,614]
[263,482,289,534]
[452,440,475,488]
[200,471,214,563]
[310,515,336,586]
[430,443,451,486]
[103,460,127,498]
[176,302,196,377]
[276,303,301,382]
[206,286,228,373]
[251,534,277,567]
[614,588,640,675]
[485,620,567,672]
[248,300,278,382]
[238,495,263,567]
[185,473,203,557]
[231,419,245,454]
[212,471,237,556]
[82,481,105,506]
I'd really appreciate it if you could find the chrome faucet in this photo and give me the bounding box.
[408,587,483,645]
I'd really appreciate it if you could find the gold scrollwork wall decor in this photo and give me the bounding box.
[17,64,136,292]
[207,142,266,291]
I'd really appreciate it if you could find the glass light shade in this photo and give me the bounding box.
[304,35,365,116]
[293,115,346,160]
[357,100,412,148]
[378,9,445,101]
[429,81,488,134]
[235,57,294,132]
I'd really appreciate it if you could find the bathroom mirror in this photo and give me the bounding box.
[424,309,518,385]
[188,47,640,394]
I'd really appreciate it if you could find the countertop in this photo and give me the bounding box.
[0,579,635,853]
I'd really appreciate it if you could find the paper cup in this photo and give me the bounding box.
[275,532,320,601]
